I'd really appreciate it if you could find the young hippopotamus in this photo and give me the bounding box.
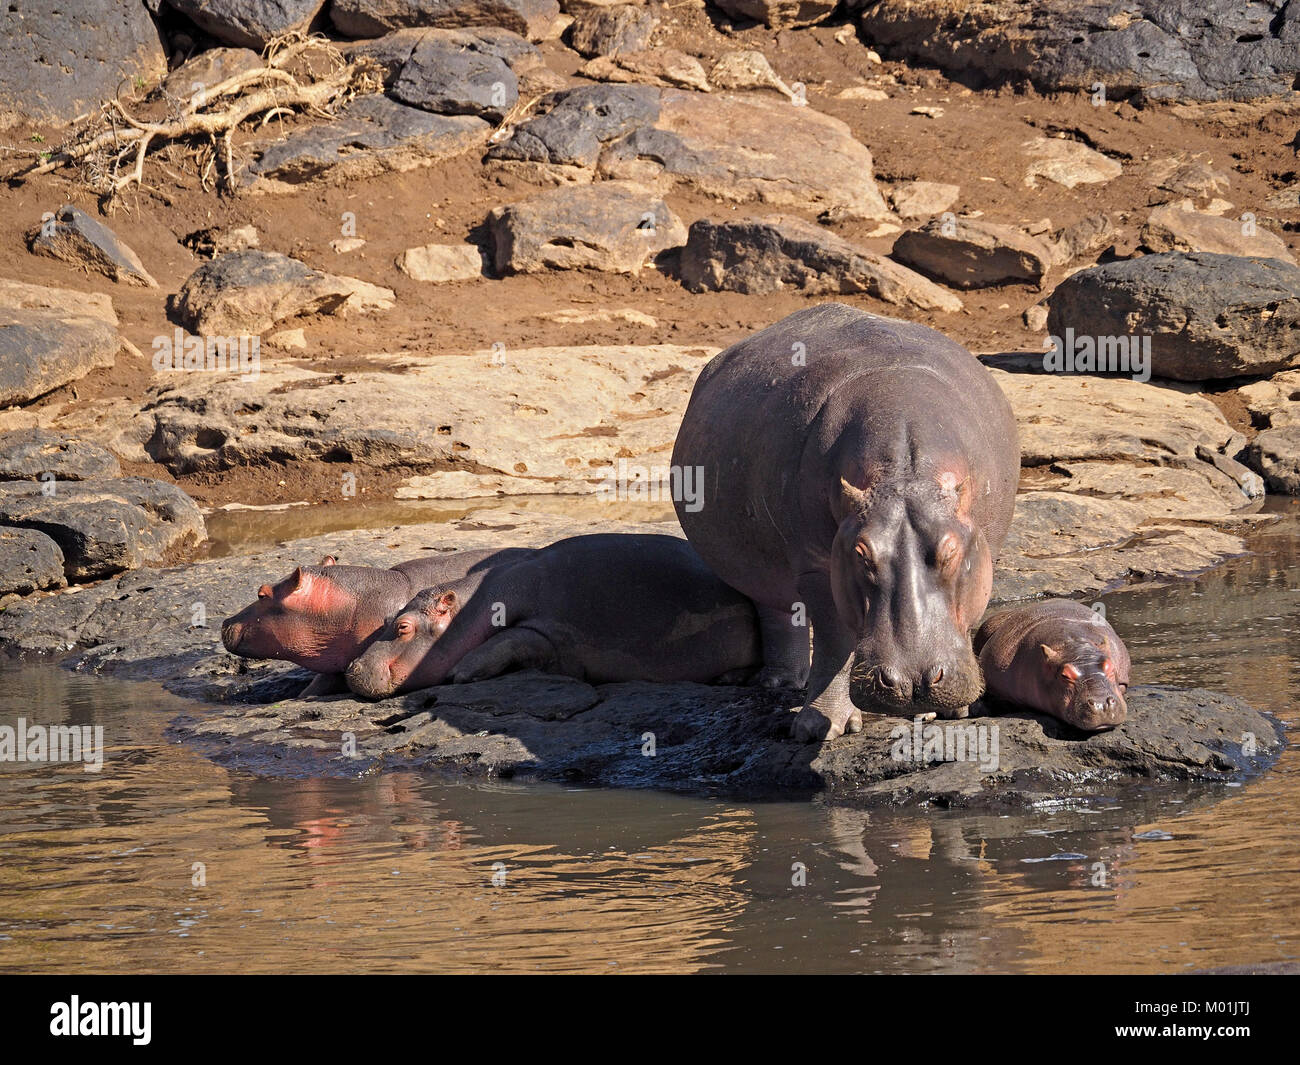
[221,547,535,695]
[974,599,1131,731]
[344,533,761,698]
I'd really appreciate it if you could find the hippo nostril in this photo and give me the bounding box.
[879,667,904,692]
[926,666,944,689]
[1105,697,1117,714]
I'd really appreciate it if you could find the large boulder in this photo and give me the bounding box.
[0,0,166,126]
[0,279,119,407]
[330,0,561,41]
[893,217,1054,289]
[1246,428,1300,494]
[0,477,204,581]
[1238,369,1300,429]
[1046,252,1300,381]
[171,250,395,335]
[488,181,686,274]
[679,215,961,312]
[242,94,489,191]
[165,0,326,49]
[26,205,157,287]
[490,85,892,218]
[856,0,1300,102]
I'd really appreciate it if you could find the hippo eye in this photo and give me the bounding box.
[396,619,414,637]
[854,539,874,567]
[1061,663,1082,683]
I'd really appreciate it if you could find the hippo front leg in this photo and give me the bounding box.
[753,602,812,689]
[790,576,859,743]
[449,628,556,684]
[299,672,349,697]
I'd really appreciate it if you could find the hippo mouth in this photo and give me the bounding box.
[220,621,245,655]
[344,656,396,700]
[847,653,984,719]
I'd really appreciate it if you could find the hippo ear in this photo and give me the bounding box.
[318,555,338,567]
[839,476,868,511]
[424,591,458,617]
[1039,643,1061,664]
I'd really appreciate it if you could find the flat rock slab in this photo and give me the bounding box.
[1141,204,1295,264]
[0,279,120,407]
[0,427,121,481]
[680,215,961,312]
[894,217,1054,289]
[166,674,1285,807]
[243,95,489,192]
[1046,251,1300,381]
[391,35,518,120]
[490,84,892,218]
[26,205,157,287]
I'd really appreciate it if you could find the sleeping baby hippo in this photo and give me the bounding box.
[345,533,761,698]
[221,547,534,695]
[974,598,1130,731]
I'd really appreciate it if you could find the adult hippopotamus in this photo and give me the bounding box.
[221,547,534,695]
[671,303,1020,741]
[974,599,1130,731]
[344,533,760,698]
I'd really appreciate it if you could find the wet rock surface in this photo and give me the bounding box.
[0,517,1279,807]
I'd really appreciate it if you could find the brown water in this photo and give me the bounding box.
[0,510,1296,974]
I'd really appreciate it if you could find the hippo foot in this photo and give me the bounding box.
[755,665,808,690]
[791,705,861,743]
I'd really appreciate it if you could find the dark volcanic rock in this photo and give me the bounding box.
[166,0,326,50]
[27,205,157,287]
[0,0,167,126]
[391,34,518,120]
[568,6,659,57]
[0,477,204,581]
[488,181,687,274]
[857,0,1300,102]
[330,0,561,41]
[244,94,489,189]
[488,83,661,168]
[0,428,121,482]
[1246,427,1300,494]
[0,280,119,407]
[0,527,65,598]
[172,673,1288,807]
[1046,252,1300,382]
[679,215,961,312]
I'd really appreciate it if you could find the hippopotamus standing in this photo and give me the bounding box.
[671,303,1020,741]
[974,599,1130,731]
[344,533,761,698]
[221,547,534,695]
